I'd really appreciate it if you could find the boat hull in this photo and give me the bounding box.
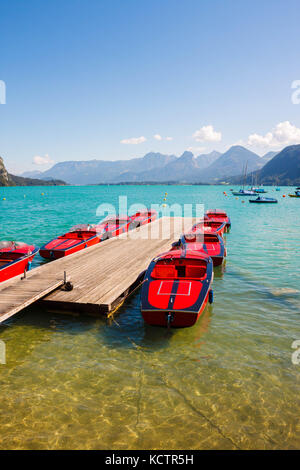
[0,247,39,283]
[205,210,231,230]
[40,234,100,259]
[130,210,157,227]
[180,235,226,267]
[249,199,278,203]
[232,191,256,196]
[190,220,226,237]
[40,217,135,260]
[142,291,210,328]
[141,250,213,328]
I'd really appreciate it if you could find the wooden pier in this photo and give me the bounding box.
[0,217,194,323]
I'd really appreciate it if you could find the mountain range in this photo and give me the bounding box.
[252,145,300,185]
[0,157,66,187]
[20,147,274,185]
[5,144,300,186]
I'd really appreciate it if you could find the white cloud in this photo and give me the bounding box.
[153,134,173,141]
[193,125,222,143]
[247,121,300,149]
[33,154,54,166]
[120,136,147,145]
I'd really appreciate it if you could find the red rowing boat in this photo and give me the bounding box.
[40,224,103,259]
[141,249,213,328]
[178,232,226,266]
[205,209,231,231]
[95,215,135,239]
[0,241,39,283]
[190,219,226,237]
[40,215,135,260]
[130,209,157,227]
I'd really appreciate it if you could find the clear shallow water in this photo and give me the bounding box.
[0,185,300,450]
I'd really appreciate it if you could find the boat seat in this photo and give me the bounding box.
[151,265,177,279]
[185,265,207,279]
[0,259,13,267]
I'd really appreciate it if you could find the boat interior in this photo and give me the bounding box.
[61,231,96,240]
[151,259,207,280]
[192,221,224,231]
[0,251,24,267]
[184,233,219,243]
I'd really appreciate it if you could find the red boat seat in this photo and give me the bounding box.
[151,265,177,279]
[185,265,207,279]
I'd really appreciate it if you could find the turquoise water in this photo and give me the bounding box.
[0,185,300,449]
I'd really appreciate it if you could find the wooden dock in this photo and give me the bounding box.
[0,217,194,323]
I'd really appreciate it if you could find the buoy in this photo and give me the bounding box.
[2,197,6,201]
[41,192,44,196]
[283,195,286,198]
[162,204,166,208]
[242,200,245,203]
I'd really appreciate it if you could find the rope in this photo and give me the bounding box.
[107,277,148,319]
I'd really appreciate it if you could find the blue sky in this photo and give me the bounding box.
[1,0,300,173]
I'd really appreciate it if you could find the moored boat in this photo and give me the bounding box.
[251,187,267,193]
[288,190,300,198]
[141,249,213,328]
[40,215,136,260]
[178,232,226,266]
[0,241,39,283]
[95,215,135,238]
[40,224,103,259]
[190,219,226,237]
[205,209,231,230]
[232,189,256,196]
[249,197,278,203]
[130,209,157,227]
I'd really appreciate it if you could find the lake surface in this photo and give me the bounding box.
[0,185,299,449]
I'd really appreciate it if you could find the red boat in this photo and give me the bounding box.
[0,241,39,283]
[205,209,231,231]
[141,249,213,328]
[95,215,135,238]
[40,224,104,259]
[40,215,135,260]
[130,209,157,227]
[178,232,226,266]
[190,219,226,237]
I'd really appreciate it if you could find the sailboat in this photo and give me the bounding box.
[232,162,256,196]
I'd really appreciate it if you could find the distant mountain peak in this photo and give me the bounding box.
[179,151,195,161]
